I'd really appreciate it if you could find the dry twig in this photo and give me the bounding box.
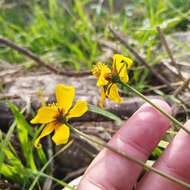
[64,167,87,181]
[156,26,190,95]
[0,38,91,77]
[109,25,189,109]
[109,25,173,89]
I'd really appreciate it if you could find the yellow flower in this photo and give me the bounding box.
[92,62,111,87]
[31,84,88,148]
[92,54,133,108]
[112,54,133,83]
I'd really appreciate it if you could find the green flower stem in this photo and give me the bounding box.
[29,141,74,190]
[69,124,190,189]
[30,170,75,190]
[119,81,190,134]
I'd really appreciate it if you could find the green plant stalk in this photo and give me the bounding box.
[29,140,73,190]
[69,124,190,189]
[119,81,190,134]
[0,121,16,166]
[30,170,75,190]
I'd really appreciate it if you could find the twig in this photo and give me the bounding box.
[156,26,180,72]
[109,26,189,109]
[0,67,22,78]
[64,167,87,181]
[0,38,91,77]
[156,26,190,95]
[98,39,122,53]
[0,94,20,100]
[174,78,190,97]
[144,81,183,93]
[108,25,173,90]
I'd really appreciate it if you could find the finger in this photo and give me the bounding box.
[77,99,171,190]
[137,120,190,190]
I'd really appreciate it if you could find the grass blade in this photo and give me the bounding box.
[89,104,122,124]
[8,103,37,170]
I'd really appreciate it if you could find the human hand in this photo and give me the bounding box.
[77,99,190,190]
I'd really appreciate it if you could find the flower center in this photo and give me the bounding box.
[55,108,67,124]
[111,74,120,83]
[56,114,67,124]
[104,73,112,81]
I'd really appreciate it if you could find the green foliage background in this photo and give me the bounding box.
[0,0,190,189]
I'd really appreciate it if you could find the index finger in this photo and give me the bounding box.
[77,99,171,190]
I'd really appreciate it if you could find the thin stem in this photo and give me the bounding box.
[31,170,75,190]
[0,37,91,77]
[119,81,190,134]
[29,141,73,190]
[69,125,190,189]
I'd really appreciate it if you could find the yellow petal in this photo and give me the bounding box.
[92,63,111,87]
[34,123,55,148]
[92,63,110,78]
[97,73,110,87]
[55,84,75,113]
[112,54,133,83]
[31,106,58,124]
[52,124,70,145]
[118,66,129,83]
[106,83,122,103]
[112,54,133,69]
[67,100,88,119]
[92,62,102,78]
[126,58,133,69]
[99,88,106,108]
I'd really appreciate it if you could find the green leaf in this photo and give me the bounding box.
[32,124,47,165]
[8,103,37,170]
[36,147,47,166]
[1,144,24,169]
[89,105,122,124]
[29,141,73,190]
[0,120,16,166]
[48,0,58,18]
[152,147,162,157]
[0,163,25,183]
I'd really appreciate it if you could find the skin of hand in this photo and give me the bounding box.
[77,99,190,190]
